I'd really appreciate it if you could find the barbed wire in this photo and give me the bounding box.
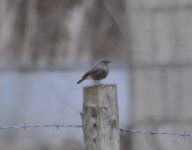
[120,128,192,138]
[0,124,82,130]
[0,123,192,138]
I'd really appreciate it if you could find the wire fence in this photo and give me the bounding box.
[0,123,192,138]
[0,124,82,130]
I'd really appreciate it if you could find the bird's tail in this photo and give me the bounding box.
[77,78,84,84]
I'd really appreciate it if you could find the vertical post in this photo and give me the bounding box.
[82,84,119,150]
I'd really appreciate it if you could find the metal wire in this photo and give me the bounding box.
[0,124,82,130]
[120,128,192,138]
[0,123,192,138]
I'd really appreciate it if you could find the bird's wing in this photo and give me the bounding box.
[82,68,99,79]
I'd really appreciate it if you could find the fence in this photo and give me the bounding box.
[0,84,192,150]
[0,124,192,138]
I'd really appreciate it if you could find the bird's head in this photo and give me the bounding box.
[100,59,112,64]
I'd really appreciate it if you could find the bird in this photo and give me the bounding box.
[77,59,111,84]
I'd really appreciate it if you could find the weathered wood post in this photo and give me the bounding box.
[81,84,119,150]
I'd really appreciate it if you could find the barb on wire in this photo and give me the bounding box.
[0,123,192,138]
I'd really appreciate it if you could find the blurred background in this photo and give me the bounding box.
[0,0,192,150]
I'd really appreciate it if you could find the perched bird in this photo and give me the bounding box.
[77,59,111,84]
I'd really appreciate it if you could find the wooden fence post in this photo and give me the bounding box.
[81,84,119,150]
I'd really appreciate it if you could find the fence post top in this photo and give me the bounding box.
[83,84,117,89]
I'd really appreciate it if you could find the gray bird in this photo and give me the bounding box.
[77,59,111,84]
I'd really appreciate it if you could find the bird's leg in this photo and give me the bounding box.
[97,80,104,86]
[94,80,105,87]
[98,81,102,85]
[94,80,102,85]
[94,80,99,84]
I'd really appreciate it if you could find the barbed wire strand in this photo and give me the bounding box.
[120,128,192,138]
[0,124,82,130]
[0,124,192,138]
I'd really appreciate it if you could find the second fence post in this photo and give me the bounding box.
[81,84,119,150]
